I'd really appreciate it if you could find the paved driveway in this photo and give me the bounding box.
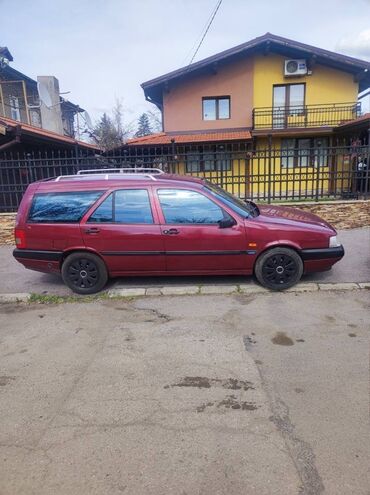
[0,290,369,494]
[0,227,369,296]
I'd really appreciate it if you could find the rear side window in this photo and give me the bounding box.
[28,191,103,223]
[88,189,153,224]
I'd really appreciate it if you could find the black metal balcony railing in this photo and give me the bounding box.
[252,102,361,130]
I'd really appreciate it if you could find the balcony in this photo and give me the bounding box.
[252,102,361,131]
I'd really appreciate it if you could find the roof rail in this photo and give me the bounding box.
[55,168,165,182]
[76,168,164,175]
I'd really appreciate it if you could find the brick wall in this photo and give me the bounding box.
[0,201,369,245]
[0,214,16,245]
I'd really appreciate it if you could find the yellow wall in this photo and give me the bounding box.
[164,51,358,198]
[253,53,358,108]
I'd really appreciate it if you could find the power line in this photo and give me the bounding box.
[182,4,218,65]
[188,0,223,66]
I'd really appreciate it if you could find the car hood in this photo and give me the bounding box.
[254,205,336,232]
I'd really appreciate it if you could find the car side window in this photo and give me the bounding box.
[88,189,153,224]
[158,189,226,224]
[28,191,103,223]
[88,193,113,222]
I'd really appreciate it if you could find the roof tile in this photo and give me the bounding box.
[127,130,252,145]
[0,116,98,149]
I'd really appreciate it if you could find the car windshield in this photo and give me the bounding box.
[204,182,259,218]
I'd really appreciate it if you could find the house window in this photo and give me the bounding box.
[202,97,230,120]
[313,138,329,168]
[273,84,305,120]
[281,137,329,168]
[186,147,232,172]
[9,96,21,121]
[186,151,201,172]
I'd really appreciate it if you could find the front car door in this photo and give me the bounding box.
[80,187,166,275]
[154,187,248,273]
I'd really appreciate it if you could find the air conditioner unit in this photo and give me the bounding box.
[284,59,307,76]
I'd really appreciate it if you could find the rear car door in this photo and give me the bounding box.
[155,187,248,272]
[81,187,165,274]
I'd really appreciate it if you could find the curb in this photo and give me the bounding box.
[0,282,369,303]
[108,281,370,298]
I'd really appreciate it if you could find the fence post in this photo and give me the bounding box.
[171,138,176,174]
[365,128,370,197]
[315,147,321,202]
[267,134,272,204]
[26,153,34,183]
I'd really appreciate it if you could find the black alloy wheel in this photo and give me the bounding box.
[61,252,108,294]
[255,247,303,291]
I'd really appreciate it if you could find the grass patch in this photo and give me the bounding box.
[28,292,117,305]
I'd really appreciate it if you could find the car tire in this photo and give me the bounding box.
[254,247,303,291]
[61,252,108,295]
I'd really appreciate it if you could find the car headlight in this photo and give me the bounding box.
[329,235,341,248]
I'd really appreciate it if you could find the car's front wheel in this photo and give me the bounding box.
[255,247,303,291]
[61,252,108,295]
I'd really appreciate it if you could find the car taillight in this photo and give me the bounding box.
[14,228,26,248]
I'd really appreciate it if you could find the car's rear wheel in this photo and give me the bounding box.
[61,252,108,295]
[255,247,303,291]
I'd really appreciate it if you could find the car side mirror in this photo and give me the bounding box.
[218,217,236,229]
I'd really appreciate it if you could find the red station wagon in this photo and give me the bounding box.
[13,168,344,294]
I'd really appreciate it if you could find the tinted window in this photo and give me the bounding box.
[89,194,113,222]
[115,189,153,224]
[205,183,255,218]
[158,189,225,224]
[88,189,153,224]
[28,191,103,223]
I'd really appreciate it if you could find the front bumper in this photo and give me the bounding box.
[300,246,345,261]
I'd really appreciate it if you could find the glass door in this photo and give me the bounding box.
[273,86,287,129]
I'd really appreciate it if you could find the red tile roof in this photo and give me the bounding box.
[127,130,252,146]
[0,116,98,149]
[337,112,370,128]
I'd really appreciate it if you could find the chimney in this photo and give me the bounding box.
[37,76,63,135]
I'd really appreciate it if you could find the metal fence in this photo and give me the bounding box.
[252,102,361,130]
[0,143,369,212]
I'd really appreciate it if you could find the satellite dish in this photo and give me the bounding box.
[37,81,53,108]
[83,111,93,129]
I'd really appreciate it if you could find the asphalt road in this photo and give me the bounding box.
[0,290,369,494]
[0,227,369,296]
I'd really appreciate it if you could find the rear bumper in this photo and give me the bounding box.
[300,246,345,261]
[13,249,63,262]
[13,249,62,274]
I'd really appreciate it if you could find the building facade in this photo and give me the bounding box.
[125,33,370,200]
[0,46,88,153]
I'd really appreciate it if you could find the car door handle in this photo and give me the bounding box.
[163,228,179,235]
[84,227,100,234]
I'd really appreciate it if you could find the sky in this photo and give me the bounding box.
[1,0,370,133]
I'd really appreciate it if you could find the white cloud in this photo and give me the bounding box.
[336,29,370,60]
